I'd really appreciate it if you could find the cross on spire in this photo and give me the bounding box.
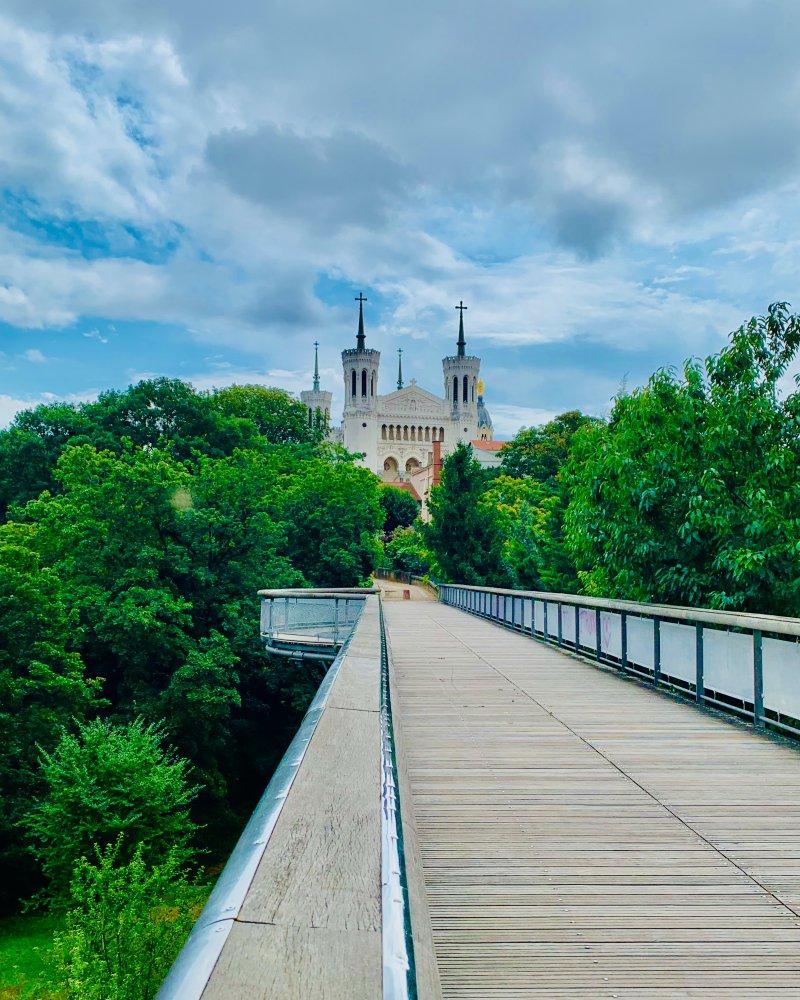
[456,300,467,357]
[397,347,404,390]
[355,292,367,350]
[312,340,320,391]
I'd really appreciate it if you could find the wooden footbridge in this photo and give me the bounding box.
[159,582,800,999]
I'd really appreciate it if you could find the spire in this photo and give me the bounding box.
[355,292,367,350]
[397,348,403,390]
[455,300,467,357]
[312,340,320,391]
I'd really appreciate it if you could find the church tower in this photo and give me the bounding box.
[300,341,332,431]
[442,301,480,445]
[341,293,380,466]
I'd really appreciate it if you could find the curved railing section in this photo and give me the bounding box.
[439,583,800,739]
[259,587,378,660]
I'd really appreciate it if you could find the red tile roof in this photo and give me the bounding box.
[387,480,422,502]
[471,439,506,452]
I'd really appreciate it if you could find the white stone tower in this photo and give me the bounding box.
[300,340,332,431]
[341,292,380,466]
[442,301,480,445]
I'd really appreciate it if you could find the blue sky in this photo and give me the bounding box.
[1,2,800,435]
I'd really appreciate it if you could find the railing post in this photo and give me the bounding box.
[575,605,580,650]
[620,612,627,672]
[753,629,764,728]
[595,608,601,661]
[653,616,661,687]
[695,624,704,704]
[543,601,548,642]
[557,603,562,647]
[333,598,339,644]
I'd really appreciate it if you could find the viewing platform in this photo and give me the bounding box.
[160,583,800,998]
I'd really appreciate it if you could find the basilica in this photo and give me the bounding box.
[300,295,500,510]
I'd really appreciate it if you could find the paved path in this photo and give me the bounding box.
[385,600,800,998]
[375,578,435,601]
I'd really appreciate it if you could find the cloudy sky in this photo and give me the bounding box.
[1,1,800,435]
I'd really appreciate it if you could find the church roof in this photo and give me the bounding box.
[388,480,421,502]
[471,439,506,452]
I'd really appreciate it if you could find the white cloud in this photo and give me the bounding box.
[23,347,48,363]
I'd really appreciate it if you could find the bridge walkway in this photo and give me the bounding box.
[384,600,800,998]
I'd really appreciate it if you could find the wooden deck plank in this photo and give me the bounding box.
[385,601,800,999]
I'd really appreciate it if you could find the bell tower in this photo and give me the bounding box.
[341,292,380,466]
[300,340,332,432]
[442,300,480,445]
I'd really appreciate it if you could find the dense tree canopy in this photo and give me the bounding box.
[379,485,421,535]
[565,303,800,612]
[0,378,383,916]
[423,443,506,585]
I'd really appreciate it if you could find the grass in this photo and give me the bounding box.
[0,914,61,999]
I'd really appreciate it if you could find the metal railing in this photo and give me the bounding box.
[259,587,378,660]
[439,583,800,739]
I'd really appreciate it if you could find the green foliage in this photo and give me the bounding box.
[385,525,431,575]
[0,913,62,997]
[479,474,577,592]
[280,460,383,586]
[211,384,325,445]
[51,840,203,1000]
[25,718,199,903]
[0,522,98,910]
[424,444,507,585]
[564,303,800,612]
[379,485,421,534]
[500,410,598,487]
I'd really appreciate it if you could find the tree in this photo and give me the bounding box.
[25,717,199,902]
[52,840,203,1000]
[211,384,324,446]
[500,411,598,487]
[379,485,420,534]
[385,525,430,575]
[0,521,98,909]
[280,459,383,586]
[423,444,507,585]
[565,303,800,612]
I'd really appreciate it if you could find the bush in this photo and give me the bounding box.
[25,718,199,902]
[51,840,204,1000]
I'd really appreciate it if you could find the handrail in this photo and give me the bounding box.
[438,582,800,637]
[439,583,800,739]
[379,601,418,998]
[158,590,431,999]
[156,618,355,999]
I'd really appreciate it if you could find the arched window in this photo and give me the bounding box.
[351,369,356,397]
[403,425,409,440]
[388,425,394,440]
[410,426,416,441]
[453,376,458,403]
[381,424,387,440]
[472,378,476,402]
[463,374,469,403]
[418,426,423,440]
[439,426,445,440]
[425,426,430,441]
[361,369,367,396]
[406,457,421,473]
[371,371,375,396]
